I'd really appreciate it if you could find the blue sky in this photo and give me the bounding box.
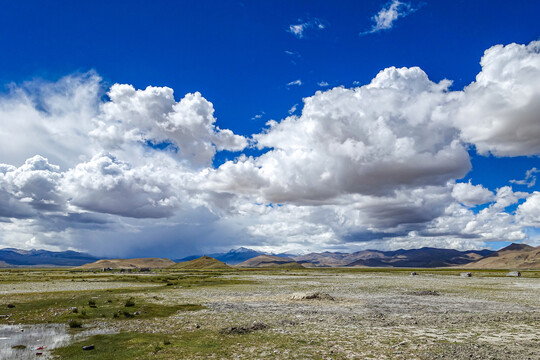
[0,1,539,257]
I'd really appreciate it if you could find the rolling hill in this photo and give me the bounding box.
[78,258,174,269]
[236,255,305,268]
[169,256,231,269]
[462,243,540,269]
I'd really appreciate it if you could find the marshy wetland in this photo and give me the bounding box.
[0,268,538,359]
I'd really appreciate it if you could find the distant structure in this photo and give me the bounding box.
[410,271,418,276]
[506,271,521,277]
[460,272,472,277]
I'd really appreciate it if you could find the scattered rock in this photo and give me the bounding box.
[220,322,268,335]
[250,322,267,331]
[7,303,15,308]
[408,290,440,296]
[82,344,95,350]
[506,271,521,277]
[290,292,334,301]
[460,272,472,277]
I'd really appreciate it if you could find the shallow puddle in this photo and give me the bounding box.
[0,323,114,359]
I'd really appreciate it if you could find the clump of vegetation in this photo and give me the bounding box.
[125,298,135,307]
[11,344,26,350]
[68,319,83,328]
[88,299,97,308]
[71,307,78,313]
[153,344,164,353]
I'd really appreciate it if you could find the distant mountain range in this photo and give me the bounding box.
[462,243,540,269]
[295,247,495,268]
[175,246,496,268]
[174,247,295,265]
[235,255,305,269]
[1,243,538,269]
[0,248,98,267]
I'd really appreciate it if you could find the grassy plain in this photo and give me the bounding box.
[0,268,539,359]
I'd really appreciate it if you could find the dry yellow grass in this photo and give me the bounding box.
[78,258,175,269]
[169,256,230,269]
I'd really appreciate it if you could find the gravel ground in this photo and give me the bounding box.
[2,271,539,359]
[100,271,540,359]
[0,281,158,295]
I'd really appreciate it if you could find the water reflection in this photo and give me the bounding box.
[0,324,114,359]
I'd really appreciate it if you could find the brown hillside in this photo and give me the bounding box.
[78,258,174,269]
[462,243,540,269]
[170,256,230,269]
[236,255,304,268]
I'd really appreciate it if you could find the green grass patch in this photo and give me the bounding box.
[0,287,206,324]
[53,329,304,359]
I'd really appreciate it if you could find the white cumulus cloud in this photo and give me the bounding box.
[452,181,495,207]
[452,41,540,156]
[1,40,539,255]
[361,0,417,35]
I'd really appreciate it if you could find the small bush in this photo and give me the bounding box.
[71,307,78,313]
[123,310,134,318]
[163,339,171,346]
[125,298,135,307]
[68,319,83,328]
[88,299,97,308]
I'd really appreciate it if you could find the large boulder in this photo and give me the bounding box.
[290,292,334,301]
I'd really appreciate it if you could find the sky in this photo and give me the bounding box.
[0,0,539,258]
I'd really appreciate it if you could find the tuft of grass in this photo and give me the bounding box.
[53,330,292,359]
[0,288,205,324]
[124,298,135,307]
[68,319,83,328]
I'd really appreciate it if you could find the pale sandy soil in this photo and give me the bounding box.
[0,281,158,294]
[102,271,540,359]
[2,271,539,359]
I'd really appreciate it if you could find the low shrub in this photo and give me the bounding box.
[68,319,83,328]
